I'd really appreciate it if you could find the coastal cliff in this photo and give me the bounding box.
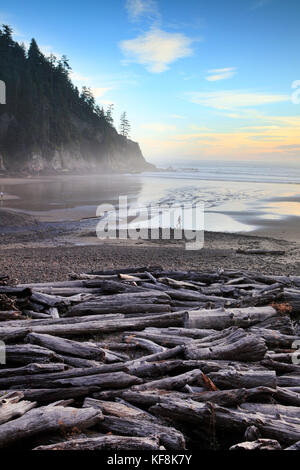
[0,26,154,174]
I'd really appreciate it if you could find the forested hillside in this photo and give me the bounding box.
[0,25,154,173]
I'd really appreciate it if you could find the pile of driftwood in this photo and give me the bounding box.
[0,266,300,450]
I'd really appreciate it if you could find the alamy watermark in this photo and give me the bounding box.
[291,80,300,104]
[96,196,204,250]
[0,341,6,365]
[292,340,300,364]
[0,80,6,104]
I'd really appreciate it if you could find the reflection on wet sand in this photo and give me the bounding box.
[0,173,300,240]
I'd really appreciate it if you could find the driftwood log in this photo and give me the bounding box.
[0,267,299,450]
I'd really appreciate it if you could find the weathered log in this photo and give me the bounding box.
[143,326,216,339]
[0,363,127,389]
[4,387,94,404]
[0,363,68,378]
[240,403,300,420]
[261,359,300,375]
[99,415,185,450]
[123,335,165,354]
[158,277,203,290]
[274,388,300,406]
[0,391,36,424]
[0,327,31,343]
[31,287,104,296]
[25,332,105,361]
[126,344,184,366]
[150,398,300,444]
[30,292,72,307]
[0,287,31,297]
[126,360,184,379]
[283,289,300,313]
[87,266,162,276]
[207,370,277,390]
[23,310,51,319]
[267,352,300,364]
[96,341,137,352]
[277,374,300,388]
[162,288,239,306]
[100,348,128,363]
[67,291,171,317]
[184,328,267,362]
[230,439,281,450]
[58,355,102,368]
[68,303,171,316]
[248,327,298,349]
[132,369,204,391]
[0,311,23,321]
[5,344,64,365]
[95,387,275,408]
[124,331,191,347]
[27,311,187,336]
[33,435,162,450]
[83,397,159,426]
[186,306,277,330]
[0,405,102,448]
[284,440,300,450]
[168,359,265,374]
[18,371,143,390]
[251,315,294,336]
[0,312,125,329]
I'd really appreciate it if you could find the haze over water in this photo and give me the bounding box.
[1,162,300,239]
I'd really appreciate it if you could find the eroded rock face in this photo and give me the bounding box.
[0,113,154,174]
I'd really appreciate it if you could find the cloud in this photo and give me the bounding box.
[241,125,281,130]
[120,28,194,73]
[186,90,289,109]
[206,67,236,81]
[141,122,176,132]
[190,125,213,131]
[126,0,160,22]
[170,114,186,119]
[70,71,92,85]
[251,0,272,9]
[91,87,114,98]
[140,124,300,162]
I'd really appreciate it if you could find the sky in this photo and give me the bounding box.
[1,0,300,166]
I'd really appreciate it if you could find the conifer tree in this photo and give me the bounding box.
[105,104,114,126]
[120,112,131,138]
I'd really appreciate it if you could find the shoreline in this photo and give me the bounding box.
[0,210,298,282]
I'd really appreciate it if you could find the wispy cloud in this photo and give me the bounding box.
[170,114,186,119]
[125,0,160,22]
[251,0,272,10]
[186,90,289,109]
[120,28,194,73]
[206,67,236,81]
[241,125,281,130]
[141,122,176,132]
[92,87,114,98]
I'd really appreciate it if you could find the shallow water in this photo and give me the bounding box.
[1,163,300,234]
